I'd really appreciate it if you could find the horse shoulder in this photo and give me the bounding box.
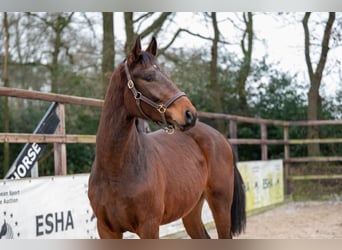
[185,121,229,148]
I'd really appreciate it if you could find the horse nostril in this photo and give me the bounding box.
[185,109,196,126]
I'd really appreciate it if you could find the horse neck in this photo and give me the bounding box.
[96,67,141,171]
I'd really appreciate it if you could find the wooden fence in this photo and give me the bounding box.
[1,87,342,192]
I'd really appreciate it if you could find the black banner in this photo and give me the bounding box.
[4,102,60,179]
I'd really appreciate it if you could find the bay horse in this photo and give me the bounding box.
[88,36,246,239]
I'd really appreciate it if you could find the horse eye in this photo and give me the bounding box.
[143,75,154,82]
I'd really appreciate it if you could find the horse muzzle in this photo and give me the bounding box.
[180,109,197,131]
[167,99,197,132]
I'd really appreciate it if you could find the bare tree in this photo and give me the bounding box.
[123,12,173,54]
[302,12,336,156]
[102,12,115,94]
[198,13,254,132]
[209,12,225,132]
[27,12,75,93]
[236,12,253,115]
[2,12,10,173]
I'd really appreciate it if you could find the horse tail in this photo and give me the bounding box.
[230,151,246,237]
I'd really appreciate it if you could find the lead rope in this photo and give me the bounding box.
[124,62,186,134]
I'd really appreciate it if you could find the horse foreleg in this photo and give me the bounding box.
[97,221,123,239]
[136,220,160,239]
[182,194,211,239]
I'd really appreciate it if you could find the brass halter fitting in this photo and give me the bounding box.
[157,104,167,114]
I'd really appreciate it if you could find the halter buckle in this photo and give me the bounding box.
[164,126,175,135]
[128,80,134,89]
[157,104,167,113]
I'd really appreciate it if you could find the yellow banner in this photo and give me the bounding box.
[237,159,284,211]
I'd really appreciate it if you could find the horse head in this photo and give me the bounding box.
[123,36,197,132]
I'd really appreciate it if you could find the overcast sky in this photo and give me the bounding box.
[107,12,342,99]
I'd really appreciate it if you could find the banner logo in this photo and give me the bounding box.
[0,212,19,239]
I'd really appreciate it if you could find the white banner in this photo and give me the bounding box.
[0,160,284,239]
[0,174,97,239]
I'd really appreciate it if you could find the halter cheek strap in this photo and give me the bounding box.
[124,62,186,134]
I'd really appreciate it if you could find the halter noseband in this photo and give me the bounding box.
[124,61,186,134]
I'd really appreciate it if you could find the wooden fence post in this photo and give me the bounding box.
[54,103,67,175]
[229,119,238,160]
[261,123,268,160]
[283,126,291,195]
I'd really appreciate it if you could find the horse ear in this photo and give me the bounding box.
[146,36,157,56]
[127,36,142,65]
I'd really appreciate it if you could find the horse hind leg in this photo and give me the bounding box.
[205,159,234,238]
[182,194,211,239]
[206,189,233,239]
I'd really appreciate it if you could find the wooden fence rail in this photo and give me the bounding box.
[0,87,103,107]
[1,87,342,191]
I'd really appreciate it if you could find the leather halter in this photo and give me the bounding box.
[124,61,186,134]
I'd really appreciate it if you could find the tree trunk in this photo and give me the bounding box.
[51,29,61,93]
[210,12,225,133]
[50,14,74,93]
[3,12,10,174]
[124,12,135,54]
[303,12,335,156]
[236,12,253,115]
[102,12,115,94]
